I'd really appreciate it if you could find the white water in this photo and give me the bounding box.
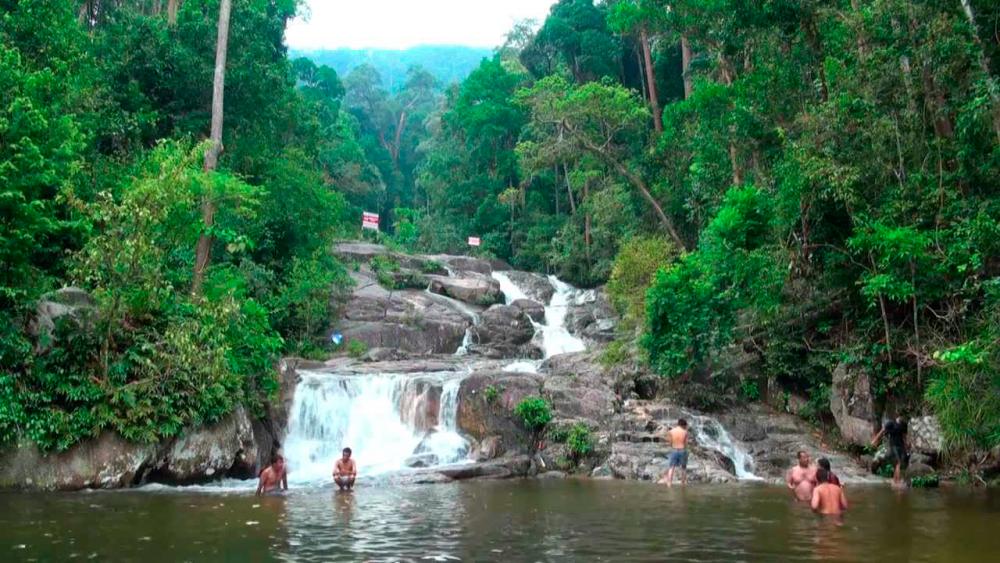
[689,415,761,480]
[283,371,469,485]
[491,272,586,359]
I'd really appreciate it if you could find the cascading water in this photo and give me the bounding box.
[283,371,469,484]
[689,415,761,480]
[491,271,586,359]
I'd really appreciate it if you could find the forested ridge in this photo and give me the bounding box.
[1,0,998,464]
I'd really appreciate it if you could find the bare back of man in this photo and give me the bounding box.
[811,483,848,515]
[658,419,690,487]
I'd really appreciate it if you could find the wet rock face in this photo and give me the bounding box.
[565,289,616,344]
[503,271,554,303]
[153,407,258,483]
[541,352,618,426]
[456,370,543,455]
[0,433,161,491]
[469,305,541,359]
[428,273,503,306]
[909,415,944,455]
[339,271,471,354]
[511,298,545,323]
[829,363,877,447]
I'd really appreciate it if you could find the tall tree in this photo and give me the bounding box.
[192,0,232,296]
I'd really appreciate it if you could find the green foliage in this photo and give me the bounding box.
[483,385,501,405]
[514,396,553,432]
[347,339,368,359]
[876,464,895,479]
[911,475,940,488]
[739,379,761,402]
[607,236,675,333]
[566,423,594,458]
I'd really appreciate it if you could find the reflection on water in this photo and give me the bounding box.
[2,481,998,562]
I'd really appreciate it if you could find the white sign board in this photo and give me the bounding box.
[362,211,379,231]
[467,236,481,247]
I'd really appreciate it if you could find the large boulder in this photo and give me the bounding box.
[606,441,736,483]
[456,370,543,455]
[829,363,877,447]
[338,271,471,354]
[428,273,503,306]
[511,298,545,323]
[422,254,496,275]
[333,241,444,273]
[29,287,96,353]
[565,289,616,344]
[503,271,554,303]
[541,352,617,425]
[151,407,258,483]
[909,415,944,456]
[0,433,161,491]
[469,305,541,359]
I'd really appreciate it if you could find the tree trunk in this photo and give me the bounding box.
[192,0,232,297]
[563,163,577,214]
[681,35,694,99]
[391,111,408,167]
[167,0,181,25]
[959,0,1000,141]
[640,28,663,132]
[583,179,591,265]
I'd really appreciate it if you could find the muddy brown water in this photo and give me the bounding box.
[1,479,998,562]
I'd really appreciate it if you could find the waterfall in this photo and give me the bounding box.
[688,415,761,480]
[490,272,586,359]
[283,370,469,485]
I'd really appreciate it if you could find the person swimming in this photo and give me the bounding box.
[787,451,817,502]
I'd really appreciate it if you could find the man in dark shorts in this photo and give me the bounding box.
[817,458,841,487]
[872,416,908,486]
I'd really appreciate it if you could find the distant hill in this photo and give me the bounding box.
[291,45,494,91]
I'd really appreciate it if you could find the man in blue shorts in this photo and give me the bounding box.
[658,418,689,487]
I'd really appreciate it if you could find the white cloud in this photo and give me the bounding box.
[286,0,556,50]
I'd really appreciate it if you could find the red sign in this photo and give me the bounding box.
[468,236,481,247]
[362,211,379,231]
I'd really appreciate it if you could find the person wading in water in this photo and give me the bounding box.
[872,415,909,487]
[333,447,357,491]
[657,418,689,487]
[811,467,848,516]
[256,454,288,496]
[787,451,817,502]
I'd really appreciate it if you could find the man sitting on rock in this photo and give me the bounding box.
[787,451,817,501]
[657,418,689,487]
[811,467,848,516]
[871,415,909,487]
[256,454,288,496]
[333,447,357,491]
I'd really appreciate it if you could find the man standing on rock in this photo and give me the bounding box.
[658,418,689,487]
[787,451,817,501]
[256,454,288,496]
[333,447,357,491]
[872,415,909,487]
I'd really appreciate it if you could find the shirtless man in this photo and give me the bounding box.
[255,454,288,496]
[333,447,357,491]
[811,467,848,515]
[657,418,689,487]
[787,450,817,502]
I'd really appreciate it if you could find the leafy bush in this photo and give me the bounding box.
[607,235,674,333]
[566,423,594,458]
[483,384,501,405]
[514,396,553,431]
[911,474,940,488]
[347,339,368,359]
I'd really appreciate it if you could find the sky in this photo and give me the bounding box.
[285,0,557,51]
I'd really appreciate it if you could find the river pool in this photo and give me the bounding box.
[2,480,997,562]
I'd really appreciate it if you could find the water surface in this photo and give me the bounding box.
[2,480,997,562]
